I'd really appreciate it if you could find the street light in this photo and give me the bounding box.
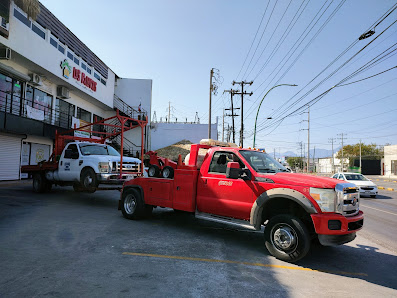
[253,84,298,148]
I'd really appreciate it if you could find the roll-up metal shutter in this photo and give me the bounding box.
[0,134,22,180]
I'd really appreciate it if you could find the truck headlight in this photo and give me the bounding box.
[98,162,110,173]
[310,188,336,212]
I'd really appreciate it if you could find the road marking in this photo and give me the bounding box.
[122,252,367,276]
[361,204,397,216]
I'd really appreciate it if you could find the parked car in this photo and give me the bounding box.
[331,172,378,198]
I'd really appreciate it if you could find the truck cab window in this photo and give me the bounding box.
[64,144,79,159]
[209,151,244,174]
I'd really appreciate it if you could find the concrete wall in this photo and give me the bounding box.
[384,145,397,176]
[150,121,218,151]
[114,78,153,151]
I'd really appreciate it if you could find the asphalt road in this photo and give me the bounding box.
[1,181,397,297]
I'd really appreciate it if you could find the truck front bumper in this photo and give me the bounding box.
[311,211,364,246]
[97,173,137,184]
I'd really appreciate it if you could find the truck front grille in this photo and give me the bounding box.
[336,183,360,217]
[117,162,140,172]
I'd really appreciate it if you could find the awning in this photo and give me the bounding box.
[0,61,31,81]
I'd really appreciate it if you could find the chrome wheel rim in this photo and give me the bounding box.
[271,223,297,253]
[148,167,155,177]
[124,194,137,214]
[84,175,93,187]
[163,168,170,178]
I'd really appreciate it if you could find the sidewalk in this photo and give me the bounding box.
[0,179,32,188]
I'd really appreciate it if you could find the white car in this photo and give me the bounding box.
[331,172,378,198]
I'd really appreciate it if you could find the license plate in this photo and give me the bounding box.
[365,191,370,193]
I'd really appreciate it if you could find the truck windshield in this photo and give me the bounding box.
[79,144,120,156]
[239,150,288,173]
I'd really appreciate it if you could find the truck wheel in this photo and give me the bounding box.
[121,188,149,220]
[81,168,98,192]
[264,214,310,263]
[33,173,46,193]
[148,165,160,177]
[162,166,174,179]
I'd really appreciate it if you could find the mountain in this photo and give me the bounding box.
[274,146,342,159]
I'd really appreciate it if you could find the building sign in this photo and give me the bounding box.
[60,59,97,92]
[60,59,71,79]
[71,117,91,139]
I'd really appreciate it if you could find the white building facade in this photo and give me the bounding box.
[0,1,151,180]
[383,144,397,176]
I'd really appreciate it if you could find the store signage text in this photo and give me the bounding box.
[72,68,97,92]
[60,59,97,92]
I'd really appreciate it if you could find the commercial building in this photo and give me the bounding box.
[383,144,397,176]
[0,0,152,180]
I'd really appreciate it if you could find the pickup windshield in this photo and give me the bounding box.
[239,150,288,173]
[79,144,120,156]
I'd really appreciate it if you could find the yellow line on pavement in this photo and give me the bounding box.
[122,252,367,276]
[361,204,397,216]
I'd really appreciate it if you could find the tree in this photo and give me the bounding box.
[286,157,304,170]
[336,143,383,166]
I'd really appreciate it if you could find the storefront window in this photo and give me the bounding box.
[0,73,12,112]
[55,98,75,128]
[93,114,104,137]
[25,85,53,123]
[77,107,91,122]
[0,73,23,116]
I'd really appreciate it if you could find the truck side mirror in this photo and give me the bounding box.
[226,162,241,179]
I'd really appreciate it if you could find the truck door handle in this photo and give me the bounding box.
[176,186,180,191]
[60,161,63,166]
[203,179,207,184]
[79,160,83,166]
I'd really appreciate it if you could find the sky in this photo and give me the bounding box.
[40,0,397,156]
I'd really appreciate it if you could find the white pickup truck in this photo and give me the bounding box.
[28,141,141,193]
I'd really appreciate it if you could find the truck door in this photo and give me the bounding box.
[196,151,254,220]
[59,144,81,181]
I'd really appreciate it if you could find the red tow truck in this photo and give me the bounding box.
[119,142,364,262]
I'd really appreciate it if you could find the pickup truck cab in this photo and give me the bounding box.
[119,143,363,262]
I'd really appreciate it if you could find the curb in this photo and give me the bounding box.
[378,186,396,192]
[375,179,397,183]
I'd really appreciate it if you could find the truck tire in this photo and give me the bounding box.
[162,166,174,179]
[264,214,310,263]
[121,188,152,219]
[80,168,98,192]
[148,165,160,177]
[33,173,46,193]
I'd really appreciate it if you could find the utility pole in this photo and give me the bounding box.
[168,101,171,123]
[313,146,316,173]
[208,68,214,139]
[222,109,225,142]
[224,89,239,144]
[152,111,157,123]
[307,105,310,173]
[329,138,335,173]
[232,81,253,147]
[338,133,346,172]
[359,139,362,173]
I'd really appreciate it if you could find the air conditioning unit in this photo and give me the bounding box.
[57,86,70,99]
[30,73,42,86]
[0,47,11,60]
